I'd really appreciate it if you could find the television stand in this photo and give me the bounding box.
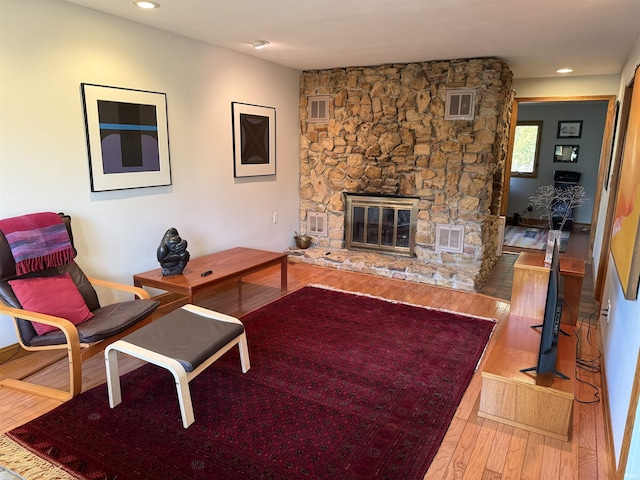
[511,252,585,326]
[528,324,571,337]
[519,365,570,380]
[478,312,576,441]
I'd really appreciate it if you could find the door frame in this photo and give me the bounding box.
[502,95,617,299]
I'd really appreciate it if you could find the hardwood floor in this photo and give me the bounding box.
[0,260,610,479]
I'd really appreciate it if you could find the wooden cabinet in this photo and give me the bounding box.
[511,252,585,326]
[478,313,576,441]
[478,252,578,441]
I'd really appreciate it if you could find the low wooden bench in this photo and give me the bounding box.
[105,304,250,428]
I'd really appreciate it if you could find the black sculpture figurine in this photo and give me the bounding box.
[157,227,190,276]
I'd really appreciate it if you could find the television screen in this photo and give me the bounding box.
[520,239,569,379]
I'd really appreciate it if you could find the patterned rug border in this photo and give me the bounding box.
[0,434,80,480]
[307,283,498,323]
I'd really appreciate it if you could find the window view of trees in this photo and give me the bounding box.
[511,121,543,177]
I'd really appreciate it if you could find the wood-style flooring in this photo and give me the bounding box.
[0,248,610,479]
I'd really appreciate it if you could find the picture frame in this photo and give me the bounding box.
[611,85,640,301]
[553,145,579,163]
[232,102,276,177]
[557,120,583,138]
[604,100,620,191]
[81,84,171,192]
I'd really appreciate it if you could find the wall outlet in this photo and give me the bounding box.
[272,212,278,224]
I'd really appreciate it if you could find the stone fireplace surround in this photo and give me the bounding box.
[290,58,514,292]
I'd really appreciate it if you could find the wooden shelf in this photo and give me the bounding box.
[478,251,577,441]
[478,313,576,441]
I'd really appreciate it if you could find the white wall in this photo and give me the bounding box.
[513,75,620,98]
[0,0,301,346]
[600,32,640,477]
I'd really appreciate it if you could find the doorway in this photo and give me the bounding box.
[502,96,617,268]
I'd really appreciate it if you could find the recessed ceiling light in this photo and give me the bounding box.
[133,1,160,9]
[250,40,270,50]
[556,68,573,74]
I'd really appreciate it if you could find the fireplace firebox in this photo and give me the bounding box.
[345,194,419,256]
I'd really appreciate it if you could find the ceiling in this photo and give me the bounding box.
[64,0,640,79]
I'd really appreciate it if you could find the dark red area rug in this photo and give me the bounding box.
[6,286,494,480]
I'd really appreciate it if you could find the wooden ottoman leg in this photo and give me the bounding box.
[105,344,123,408]
[104,306,250,429]
[104,340,196,428]
[238,332,251,373]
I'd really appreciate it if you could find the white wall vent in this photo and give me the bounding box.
[307,212,328,236]
[435,225,465,253]
[445,89,476,121]
[307,95,330,123]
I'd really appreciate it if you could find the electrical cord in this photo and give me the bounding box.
[571,305,602,405]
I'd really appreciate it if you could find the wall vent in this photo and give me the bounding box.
[307,95,330,123]
[445,89,476,121]
[435,225,465,253]
[307,212,328,236]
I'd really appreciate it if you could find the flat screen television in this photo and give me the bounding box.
[520,239,570,380]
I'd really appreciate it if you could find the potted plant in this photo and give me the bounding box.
[529,184,588,262]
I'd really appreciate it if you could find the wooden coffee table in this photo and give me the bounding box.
[133,247,288,308]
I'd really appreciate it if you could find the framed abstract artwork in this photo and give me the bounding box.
[81,84,172,191]
[611,79,640,300]
[232,102,276,177]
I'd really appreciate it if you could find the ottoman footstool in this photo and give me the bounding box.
[104,304,250,428]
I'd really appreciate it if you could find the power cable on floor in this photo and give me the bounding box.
[571,306,601,405]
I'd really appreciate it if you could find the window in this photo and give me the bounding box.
[510,121,543,177]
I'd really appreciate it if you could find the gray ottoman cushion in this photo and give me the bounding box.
[121,308,245,372]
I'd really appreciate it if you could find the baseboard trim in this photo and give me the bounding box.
[0,343,30,364]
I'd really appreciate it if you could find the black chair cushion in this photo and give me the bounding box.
[28,299,159,347]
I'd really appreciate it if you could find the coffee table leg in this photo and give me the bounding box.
[281,258,288,293]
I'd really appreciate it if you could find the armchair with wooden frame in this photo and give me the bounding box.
[0,212,159,401]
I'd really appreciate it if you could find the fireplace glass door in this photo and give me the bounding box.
[346,195,418,256]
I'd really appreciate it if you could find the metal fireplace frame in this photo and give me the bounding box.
[344,194,419,256]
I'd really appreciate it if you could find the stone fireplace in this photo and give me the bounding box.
[290,58,514,291]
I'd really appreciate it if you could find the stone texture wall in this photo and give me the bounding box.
[294,58,514,291]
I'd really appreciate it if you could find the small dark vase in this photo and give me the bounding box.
[157,227,190,276]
